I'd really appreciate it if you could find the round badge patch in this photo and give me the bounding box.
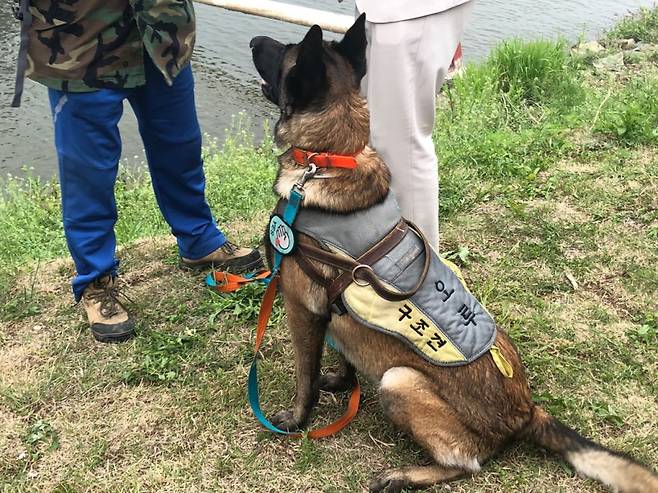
[269,215,296,255]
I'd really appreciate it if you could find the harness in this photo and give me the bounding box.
[281,194,506,368]
[208,147,513,439]
[12,0,32,108]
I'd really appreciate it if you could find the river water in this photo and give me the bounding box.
[0,0,654,178]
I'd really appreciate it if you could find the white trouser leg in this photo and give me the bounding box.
[361,2,474,248]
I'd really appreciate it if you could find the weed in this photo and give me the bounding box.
[52,483,81,493]
[489,38,580,106]
[607,7,658,43]
[627,312,658,345]
[1,262,42,322]
[595,76,658,145]
[22,419,60,462]
[207,281,279,324]
[122,328,202,383]
[294,438,323,473]
[444,245,471,265]
[87,439,109,469]
[590,401,624,427]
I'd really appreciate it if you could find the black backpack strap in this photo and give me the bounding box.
[12,0,33,108]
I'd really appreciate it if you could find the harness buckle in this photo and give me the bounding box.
[351,264,374,287]
[331,299,348,315]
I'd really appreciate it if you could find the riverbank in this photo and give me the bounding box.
[1,8,657,493]
[4,0,657,178]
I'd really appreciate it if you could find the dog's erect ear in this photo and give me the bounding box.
[285,25,327,112]
[336,13,367,81]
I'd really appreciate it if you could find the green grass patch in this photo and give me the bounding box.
[594,76,658,144]
[433,37,588,217]
[489,38,580,105]
[0,123,277,275]
[607,7,658,43]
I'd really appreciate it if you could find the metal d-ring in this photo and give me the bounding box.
[304,152,319,166]
[351,264,374,287]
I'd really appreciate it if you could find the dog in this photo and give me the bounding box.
[249,15,658,493]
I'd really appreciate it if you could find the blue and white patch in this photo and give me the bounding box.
[269,214,296,256]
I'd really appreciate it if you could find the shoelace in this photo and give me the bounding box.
[85,281,133,318]
[220,241,238,255]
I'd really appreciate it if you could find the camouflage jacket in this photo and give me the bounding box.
[26,0,196,92]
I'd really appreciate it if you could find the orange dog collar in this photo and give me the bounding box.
[292,147,359,169]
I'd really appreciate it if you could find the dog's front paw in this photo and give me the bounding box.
[318,372,356,394]
[369,471,406,493]
[270,409,303,432]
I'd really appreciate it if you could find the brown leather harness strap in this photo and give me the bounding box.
[326,220,409,302]
[293,220,431,304]
[293,245,333,287]
[293,220,409,292]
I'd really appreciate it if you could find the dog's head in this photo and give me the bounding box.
[250,14,367,118]
[251,15,390,212]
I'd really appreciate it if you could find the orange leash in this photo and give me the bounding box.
[207,270,271,293]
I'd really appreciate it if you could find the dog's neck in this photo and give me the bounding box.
[276,91,369,154]
[274,92,391,213]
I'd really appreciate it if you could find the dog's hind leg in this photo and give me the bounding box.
[319,352,356,393]
[369,464,464,493]
[369,366,488,493]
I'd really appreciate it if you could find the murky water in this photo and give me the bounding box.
[0,0,653,178]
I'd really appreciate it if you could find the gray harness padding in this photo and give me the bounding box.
[278,192,497,366]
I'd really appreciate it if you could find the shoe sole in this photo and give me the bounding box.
[91,328,136,343]
[90,317,137,343]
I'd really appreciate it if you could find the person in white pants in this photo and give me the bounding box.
[355,0,475,248]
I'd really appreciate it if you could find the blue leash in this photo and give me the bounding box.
[248,184,306,435]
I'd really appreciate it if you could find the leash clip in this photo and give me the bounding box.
[296,162,318,188]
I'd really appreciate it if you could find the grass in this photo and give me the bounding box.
[1,9,658,493]
[607,6,658,44]
[594,76,658,144]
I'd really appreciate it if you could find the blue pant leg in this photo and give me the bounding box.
[49,88,126,301]
[128,56,225,260]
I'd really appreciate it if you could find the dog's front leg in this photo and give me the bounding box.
[270,306,327,432]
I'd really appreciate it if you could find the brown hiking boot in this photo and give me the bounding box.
[180,241,263,273]
[82,275,136,343]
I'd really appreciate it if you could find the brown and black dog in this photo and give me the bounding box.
[249,15,658,493]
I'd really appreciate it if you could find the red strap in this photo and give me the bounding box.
[450,43,462,69]
[255,276,279,351]
[254,276,360,439]
[292,147,359,169]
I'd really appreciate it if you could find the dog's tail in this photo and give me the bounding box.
[523,405,658,493]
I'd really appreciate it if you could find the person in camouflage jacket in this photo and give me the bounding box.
[14,0,263,343]
[26,0,196,91]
